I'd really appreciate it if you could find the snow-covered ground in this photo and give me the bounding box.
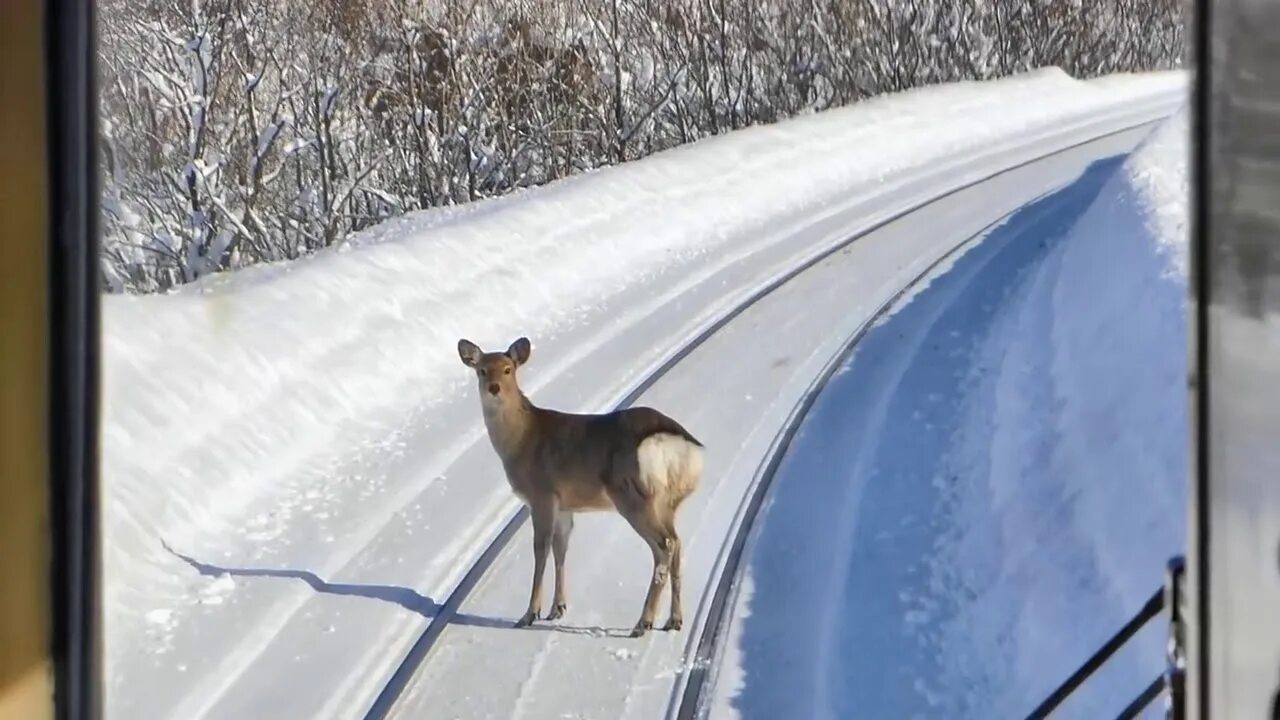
[708,111,1190,719]
[102,69,1184,718]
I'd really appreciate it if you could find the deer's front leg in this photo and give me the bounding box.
[515,500,556,628]
[547,510,574,620]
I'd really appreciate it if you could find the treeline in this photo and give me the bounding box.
[98,0,1186,292]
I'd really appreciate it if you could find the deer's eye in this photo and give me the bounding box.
[503,367,512,375]
[478,369,487,379]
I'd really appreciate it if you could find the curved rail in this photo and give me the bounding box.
[665,185,1021,720]
[362,115,1170,720]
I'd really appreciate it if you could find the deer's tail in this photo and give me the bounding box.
[636,432,704,508]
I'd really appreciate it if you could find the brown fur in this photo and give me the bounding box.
[458,336,704,637]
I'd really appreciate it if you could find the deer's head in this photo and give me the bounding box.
[457,337,531,407]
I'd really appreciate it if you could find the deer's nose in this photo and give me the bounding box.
[488,383,500,396]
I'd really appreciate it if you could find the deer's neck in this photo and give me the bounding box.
[481,392,537,460]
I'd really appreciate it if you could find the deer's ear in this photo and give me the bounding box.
[507,337,531,366]
[458,339,482,367]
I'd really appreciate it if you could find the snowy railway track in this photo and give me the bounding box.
[665,183,1022,720]
[360,115,1171,720]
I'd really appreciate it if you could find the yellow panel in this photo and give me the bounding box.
[0,0,54,718]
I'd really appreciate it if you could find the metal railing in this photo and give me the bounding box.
[1024,556,1186,720]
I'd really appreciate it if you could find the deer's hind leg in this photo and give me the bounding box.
[615,500,676,638]
[660,511,684,632]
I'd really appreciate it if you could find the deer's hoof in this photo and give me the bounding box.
[663,617,683,632]
[547,603,567,621]
[514,611,537,628]
[630,620,653,638]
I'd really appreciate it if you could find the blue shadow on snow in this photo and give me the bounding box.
[730,153,1187,719]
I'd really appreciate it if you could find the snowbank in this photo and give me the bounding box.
[1128,111,1191,276]
[717,110,1189,718]
[929,114,1190,716]
[101,68,1184,678]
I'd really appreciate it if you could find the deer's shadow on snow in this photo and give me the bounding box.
[163,541,507,630]
[163,541,635,637]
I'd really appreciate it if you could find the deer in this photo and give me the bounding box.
[457,337,704,638]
